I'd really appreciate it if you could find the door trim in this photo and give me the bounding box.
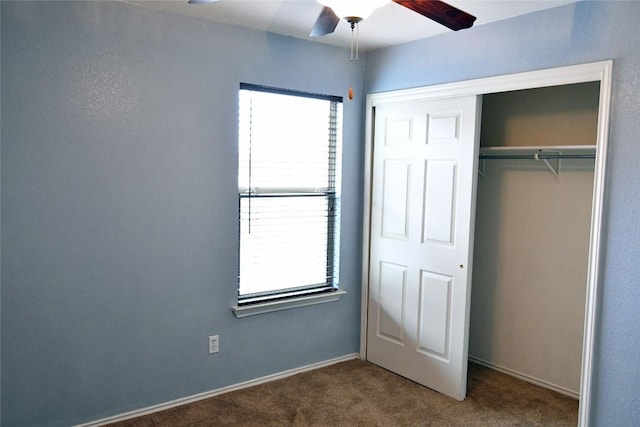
[360,60,612,427]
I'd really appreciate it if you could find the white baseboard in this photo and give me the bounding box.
[76,353,360,427]
[468,355,579,400]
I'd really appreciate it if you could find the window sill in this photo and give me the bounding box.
[232,290,347,318]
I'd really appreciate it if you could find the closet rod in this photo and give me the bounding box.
[479,152,595,160]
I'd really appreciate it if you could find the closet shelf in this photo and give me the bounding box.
[478,145,596,177]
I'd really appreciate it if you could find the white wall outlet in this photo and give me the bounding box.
[208,335,219,354]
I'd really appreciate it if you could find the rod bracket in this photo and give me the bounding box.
[537,150,561,178]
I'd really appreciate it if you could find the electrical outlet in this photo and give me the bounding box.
[208,335,219,354]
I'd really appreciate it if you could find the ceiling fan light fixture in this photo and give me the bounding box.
[317,0,391,21]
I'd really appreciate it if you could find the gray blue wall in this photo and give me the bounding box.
[1,2,364,425]
[363,1,640,425]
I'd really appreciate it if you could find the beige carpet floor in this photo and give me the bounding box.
[109,360,578,426]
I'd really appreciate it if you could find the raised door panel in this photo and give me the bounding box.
[377,262,408,345]
[418,271,453,360]
[381,160,411,240]
[423,161,458,245]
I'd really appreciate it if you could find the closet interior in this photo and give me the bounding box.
[469,81,600,399]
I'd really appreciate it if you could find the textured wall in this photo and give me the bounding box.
[1,2,364,426]
[364,1,640,424]
[471,160,594,394]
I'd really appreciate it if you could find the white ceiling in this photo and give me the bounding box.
[125,0,576,50]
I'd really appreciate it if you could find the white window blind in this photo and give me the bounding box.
[238,84,342,304]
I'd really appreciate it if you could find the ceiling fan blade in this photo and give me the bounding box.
[393,0,476,31]
[309,6,341,37]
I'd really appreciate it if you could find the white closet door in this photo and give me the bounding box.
[367,95,481,400]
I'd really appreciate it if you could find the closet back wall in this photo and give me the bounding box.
[469,82,600,396]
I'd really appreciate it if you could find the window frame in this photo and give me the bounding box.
[233,83,346,317]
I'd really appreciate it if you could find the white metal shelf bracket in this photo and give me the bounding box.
[537,150,560,178]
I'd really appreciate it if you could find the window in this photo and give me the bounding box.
[236,84,343,311]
